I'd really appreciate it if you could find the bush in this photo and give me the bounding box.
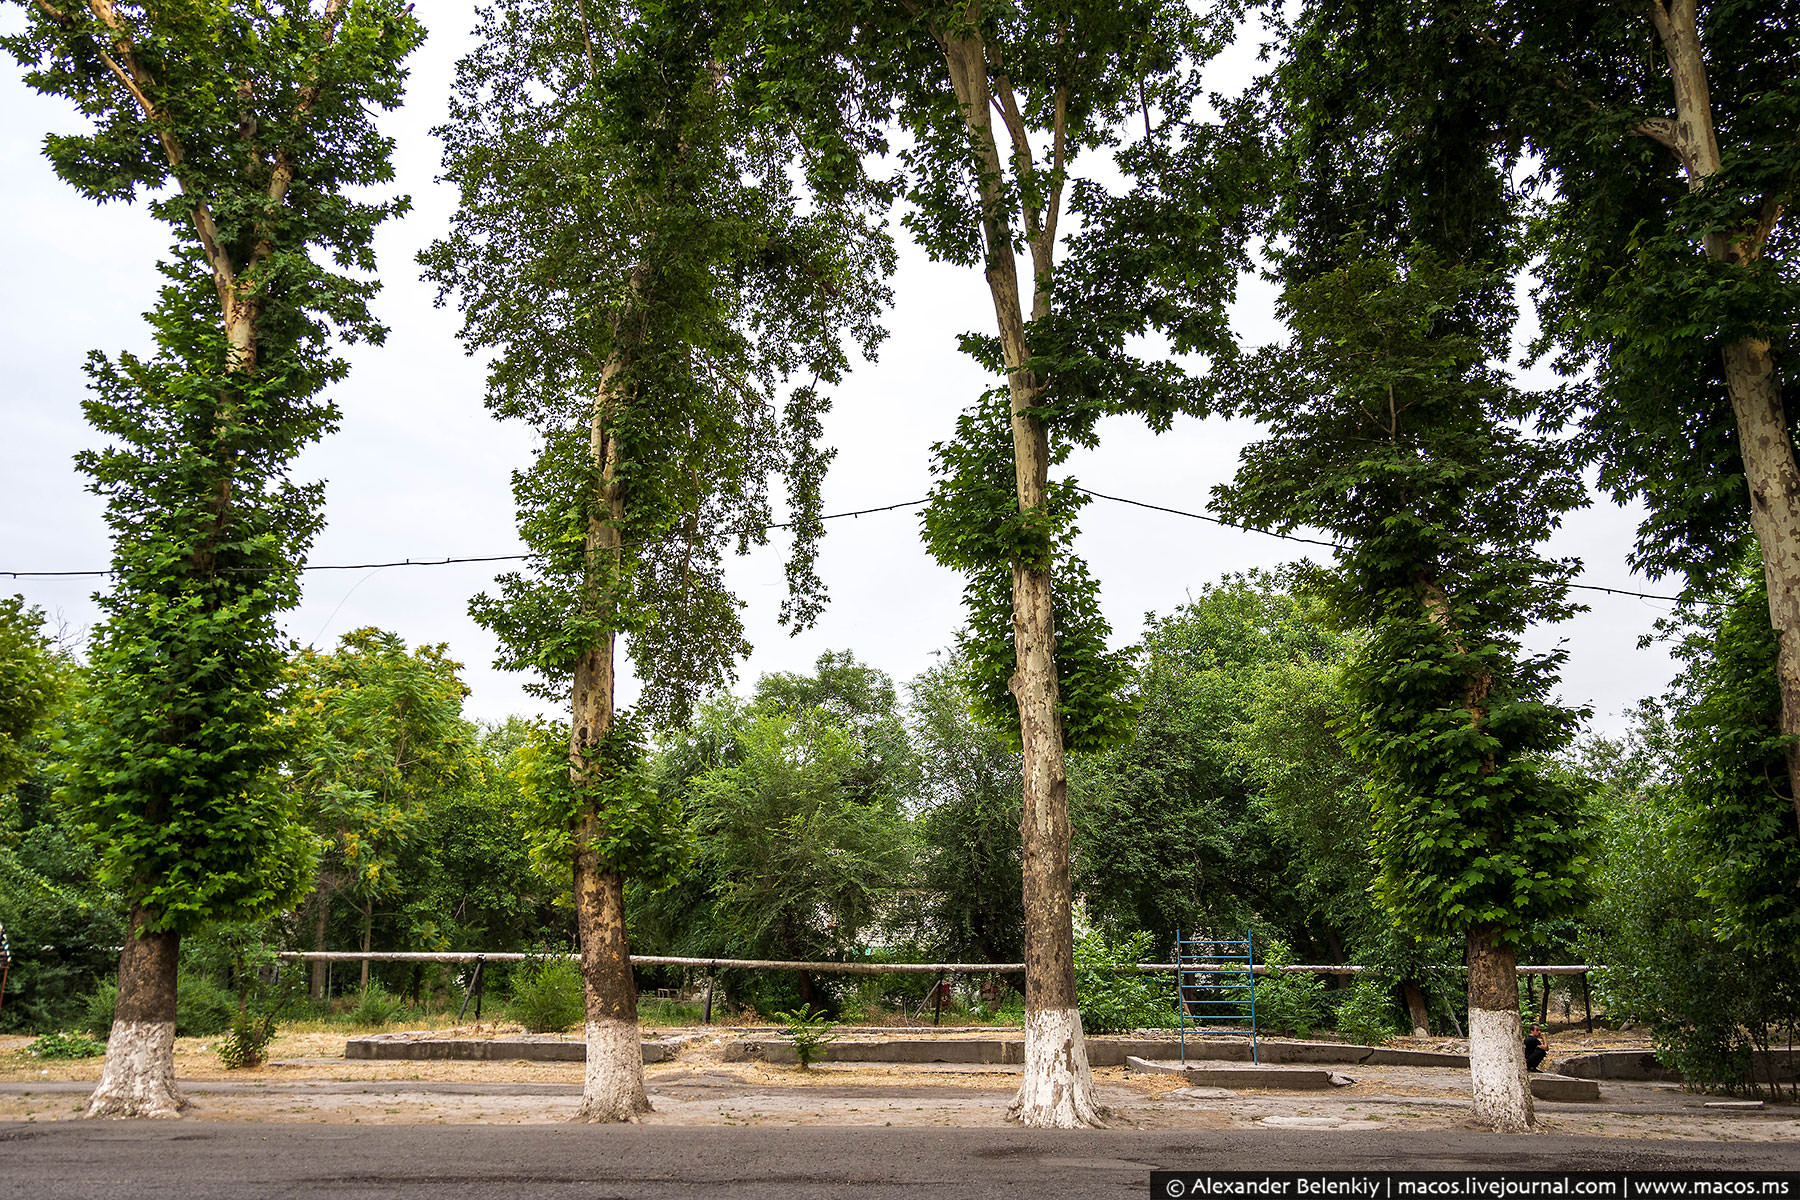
[1332,979,1399,1045]
[79,972,235,1038]
[1251,939,1327,1037]
[347,983,406,1029]
[27,1030,106,1059]
[215,1015,275,1069]
[1075,929,1172,1034]
[508,957,585,1033]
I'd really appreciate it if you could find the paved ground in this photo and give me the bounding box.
[3,1024,1796,1198]
[3,1123,1798,1200]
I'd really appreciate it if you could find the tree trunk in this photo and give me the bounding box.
[1466,928,1532,1131]
[940,25,1100,1130]
[566,353,649,1124]
[359,903,373,994]
[1403,980,1431,1038]
[87,907,183,1119]
[1649,1,1800,829]
[309,889,329,1001]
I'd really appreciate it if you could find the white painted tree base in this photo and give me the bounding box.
[571,1017,651,1123]
[1468,1005,1533,1132]
[1008,1007,1106,1128]
[86,1020,183,1119]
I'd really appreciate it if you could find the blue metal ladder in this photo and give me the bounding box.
[1175,929,1259,1065]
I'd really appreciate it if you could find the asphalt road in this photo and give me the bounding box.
[3,1123,1797,1200]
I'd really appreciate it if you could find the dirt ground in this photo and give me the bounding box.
[2,1027,1794,1140]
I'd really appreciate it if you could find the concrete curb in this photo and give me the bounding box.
[345,1034,676,1064]
[723,1037,1471,1069]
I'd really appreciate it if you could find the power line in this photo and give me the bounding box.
[0,499,932,580]
[0,489,1693,604]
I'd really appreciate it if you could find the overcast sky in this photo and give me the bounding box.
[0,4,1682,738]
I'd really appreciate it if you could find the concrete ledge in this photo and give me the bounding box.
[1530,1073,1599,1102]
[1122,1058,1338,1089]
[1557,1051,1679,1082]
[345,1034,674,1064]
[723,1037,1471,1069]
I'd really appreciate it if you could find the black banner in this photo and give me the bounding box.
[1150,1174,1800,1200]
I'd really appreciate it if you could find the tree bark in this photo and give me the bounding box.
[309,889,329,1001]
[567,351,650,1124]
[1403,980,1431,1038]
[941,18,1100,1130]
[1466,928,1532,1131]
[359,903,372,994]
[1646,1,1800,829]
[87,907,183,1119]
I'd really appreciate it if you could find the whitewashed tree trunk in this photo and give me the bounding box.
[939,24,1102,1129]
[1466,929,1532,1132]
[87,909,183,1119]
[567,353,650,1124]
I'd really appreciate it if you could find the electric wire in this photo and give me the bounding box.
[1,489,1694,604]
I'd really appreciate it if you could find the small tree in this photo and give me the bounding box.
[284,629,474,995]
[4,0,423,1117]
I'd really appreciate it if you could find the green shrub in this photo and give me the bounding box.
[774,1003,837,1068]
[79,972,234,1038]
[347,982,407,1029]
[507,957,585,1033]
[28,1030,106,1059]
[1075,929,1172,1034]
[1251,939,1327,1037]
[1332,979,1399,1045]
[215,1014,276,1069]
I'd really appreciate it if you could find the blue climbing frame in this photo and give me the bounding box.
[1174,929,1259,1065]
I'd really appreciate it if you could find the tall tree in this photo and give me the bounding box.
[423,0,889,1121]
[784,0,1252,1126]
[4,0,423,1117]
[1213,249,1595,1132]
[1502,0,1799,831]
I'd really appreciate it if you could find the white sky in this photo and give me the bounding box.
[0,3,1681,737]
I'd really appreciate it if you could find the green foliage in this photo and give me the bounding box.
[286,631,475,904]
[0,597,60,798]
[1331,980,1401,1046]
[5,1,424,939]
[1580,575,1800,1100]
[909,658,1023,965]
[639,656,915,973]
[27,1031,106,1060]
[1072,575,1359,955]
[921,391,1137,754]
[507,957,586,1035]
[1250,940,1326,1038]
[1509,0,1800,587]
[1668,561,1800,959]
[0,806,127,1033]
[774,1003,837,1069]
[685,704,912,964]
[511,717,690,895]
[425,0,892,729]
[1215,247,1596,949]
[216,1014,275,1070]
[1073,928,1170,1034]
[346,983,405,1030]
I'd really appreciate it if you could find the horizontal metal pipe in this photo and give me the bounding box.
[274,951,1598,977]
